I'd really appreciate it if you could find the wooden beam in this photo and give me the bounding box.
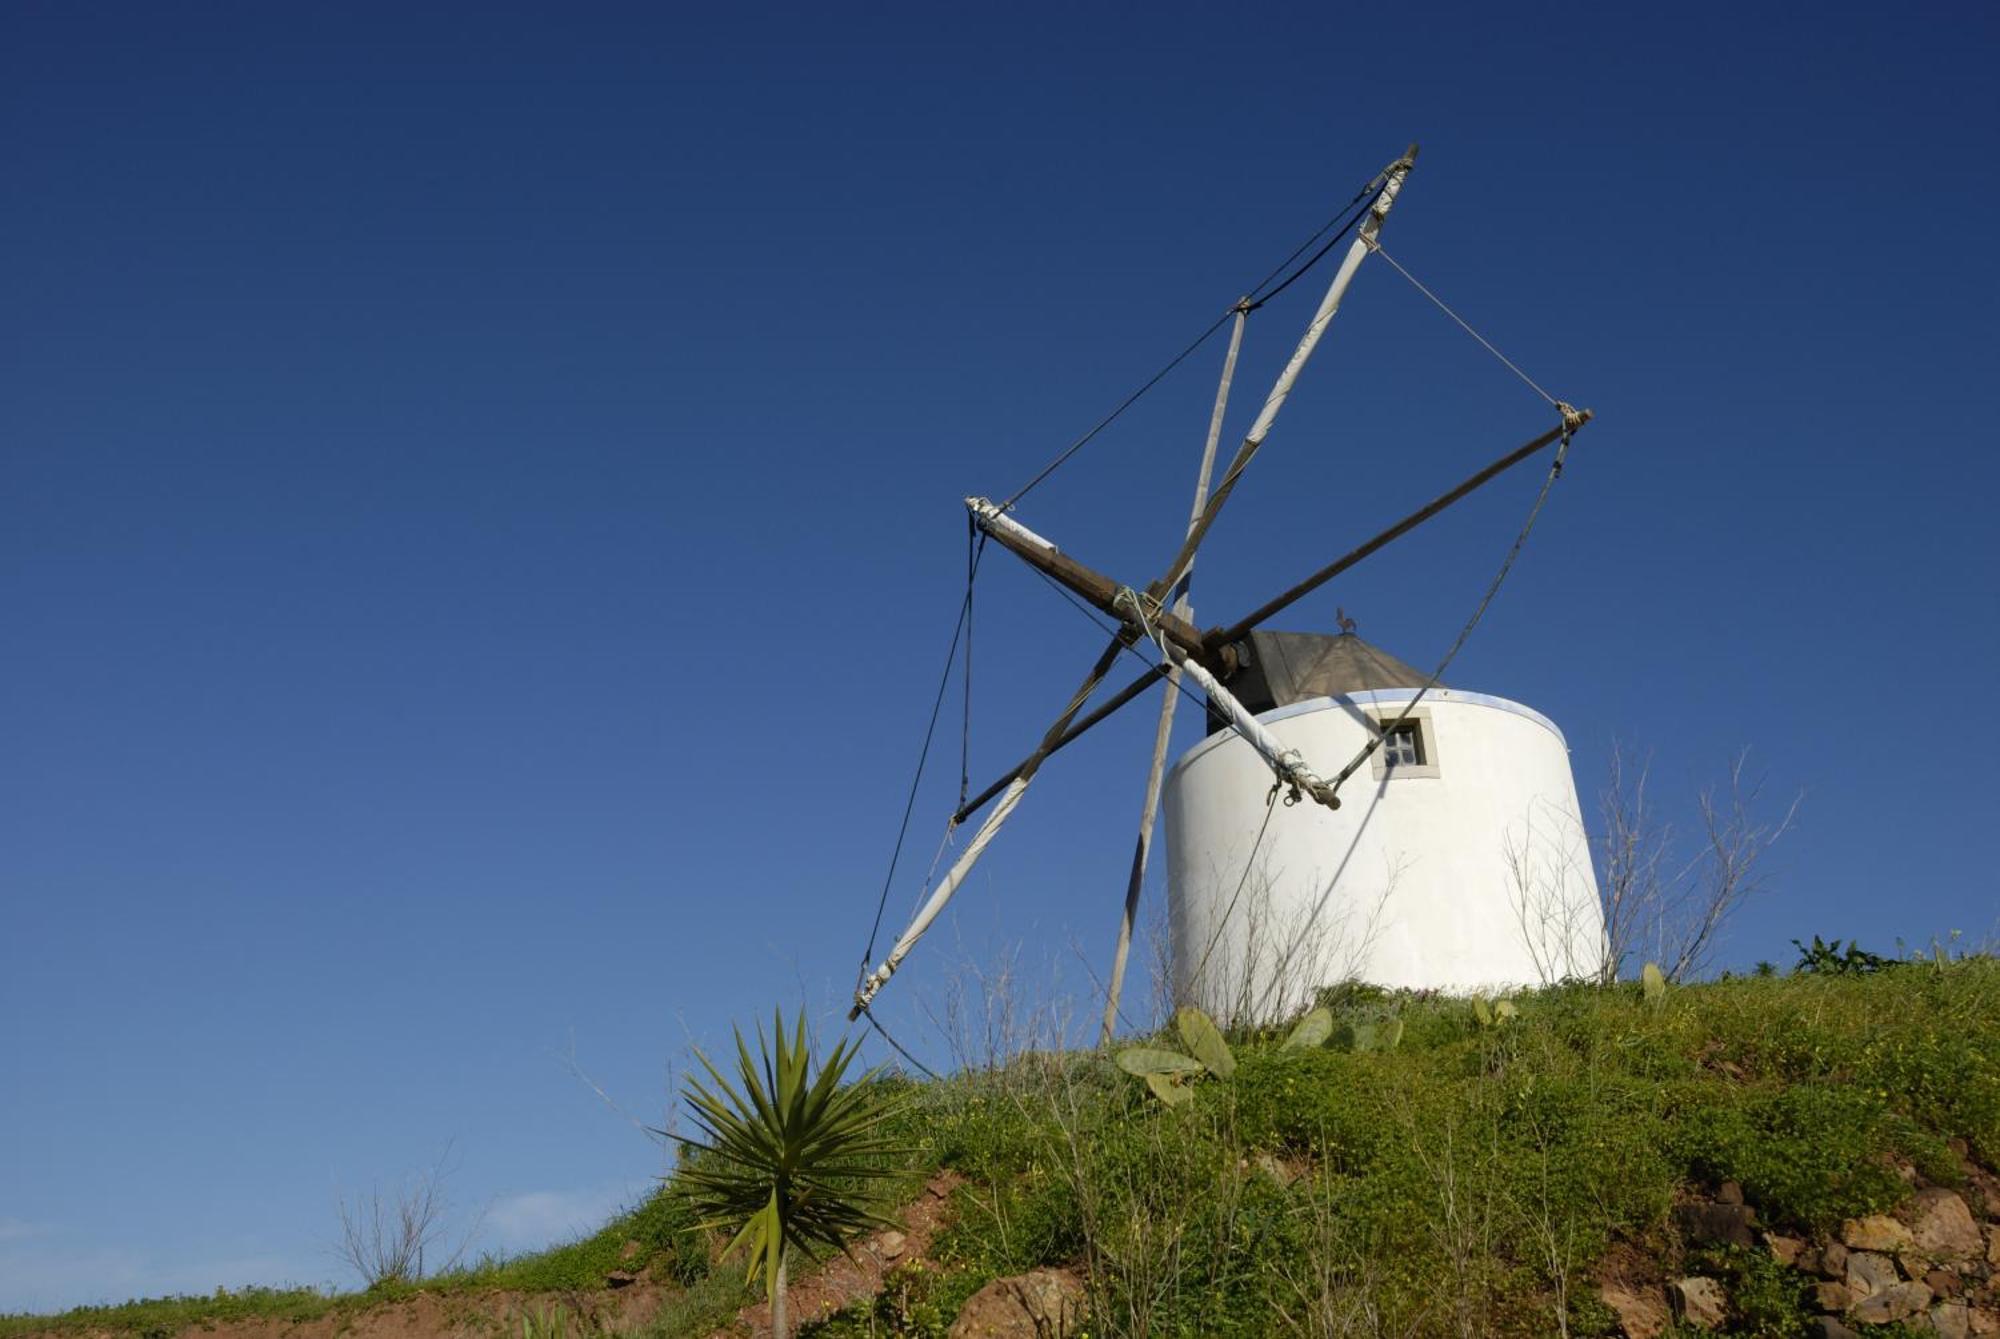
[852,627,1135,1018]
[1204,411,1591,651]
[966,498,1210,658]
[951,664,1177,826]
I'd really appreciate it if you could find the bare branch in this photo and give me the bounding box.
[1594,744,1800,983]
[333,1143,482,1287]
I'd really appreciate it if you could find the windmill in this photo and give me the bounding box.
[849,144,1597,1042]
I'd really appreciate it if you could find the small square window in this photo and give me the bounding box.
[1368,713,1439,779]
[1380,719,1425,769]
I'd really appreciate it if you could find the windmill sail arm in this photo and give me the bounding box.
[945,412,1593,830]
[851,629,1133,1018]
[1204,411,1591,651]
[967,498,1210,659]
[950,663,1170,826]
[1160,640,1341,811]
[1149,146,1418,599]
[851,774,1031,1017]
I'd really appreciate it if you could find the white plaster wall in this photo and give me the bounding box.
[1163,688,1604,1023]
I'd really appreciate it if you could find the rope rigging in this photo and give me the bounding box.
[848,164,1400,1017]
[853,526,986,997]
[859,1006,941,1081]
[1325,404,1583,800]
[1369,241,1563,410]
[845,140,1599,1036]
[996,171,1390,514]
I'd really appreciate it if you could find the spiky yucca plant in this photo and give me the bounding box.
[673,1010,905,1339]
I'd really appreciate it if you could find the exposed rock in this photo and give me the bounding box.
[1845,1214,1916,1253]
[1717,1180,1745,1206]
[1600,1283,1668,1339]
[876,1230,908,1261]
[1969,1304,2000,1335]
[1251,1152,1305,1187]
[950,1268,1087,1338]
[1675,1202,1757,1248]
[1668,1276,1728,1331]
[1814,1281,1852,1311]
[1848,1250,1901,1299]
[1798,1245,1823,1275]
[1990,1225,2000,1267]
[1914,1190,1986,1261]
[1813,1319,1861,1339]
[1933,1269,1968,1298]
[603,1269,637,1289]
[1821,1241,1850,1278]
[1934,1301,1971,1339]
[1851,1280,1933,1325]
[1766,1233,1805,1266]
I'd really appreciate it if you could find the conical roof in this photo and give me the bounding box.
[1213,630,1434,723]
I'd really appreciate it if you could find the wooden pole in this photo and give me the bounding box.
[1099,306,1246,1047]
[1205,413,1590,651]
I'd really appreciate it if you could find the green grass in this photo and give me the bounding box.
[8,960,1997,1338]
[813,958,2000,1336]
[0,1288,344,1339]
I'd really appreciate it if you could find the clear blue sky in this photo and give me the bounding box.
[3,0,1996,1313]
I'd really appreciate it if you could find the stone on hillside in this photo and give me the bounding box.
[1911,1190,1985,1261]
[1932,1269,1967,1298]
[1599,1283,1668,1339]
[1813,1318,1861,1339]
[604,1269,637,1289]
[1845,1214,1915,1253]
[1814,1281,1851,1311]
[1668,1276,1728,1331]
[1847,1251,1901,1299]
[876,1230,908,1261]
[1252,1152,1304,1187]
[950,1268,1086,1339]
[1821,1241,1850,1278]
[1934,1301,1972,1339]
[1717,1180,1745,1206]
[1969,1304,2000,1335]
[1851,1280,1932,1325]
[1990,1225,2000,1267]
[1676,1202,1756,1248]
[1766,1233,1805,1266]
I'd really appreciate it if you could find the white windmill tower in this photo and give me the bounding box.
[848,144,1604,1040]
[1164,627,1602,1023]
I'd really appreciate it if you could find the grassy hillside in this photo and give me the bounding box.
[9,958,1999,1337]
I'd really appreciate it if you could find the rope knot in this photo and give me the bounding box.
[1111,585,1166,640]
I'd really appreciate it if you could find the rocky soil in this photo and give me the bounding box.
[1599,1146,2000,1337]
